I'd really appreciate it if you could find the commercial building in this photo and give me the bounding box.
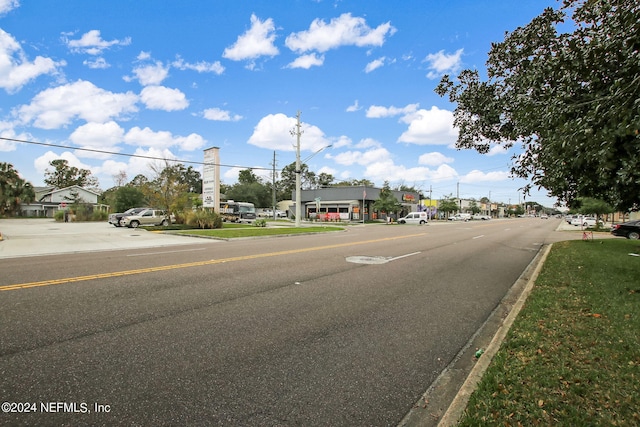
[292,186,420,221]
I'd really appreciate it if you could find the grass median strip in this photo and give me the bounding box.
[458,239,640,426]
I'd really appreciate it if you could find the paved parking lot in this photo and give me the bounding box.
[0,218,214,259]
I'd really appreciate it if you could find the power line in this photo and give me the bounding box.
[0,136,273,171]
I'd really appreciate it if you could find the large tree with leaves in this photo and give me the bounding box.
[436,0,639,211]
[44,159,99,190]
[372,181,401,215]
[0,163,35,216]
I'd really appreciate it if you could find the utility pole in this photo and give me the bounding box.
[271,151,277,220]
[291,111,303,227]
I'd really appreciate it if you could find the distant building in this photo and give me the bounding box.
[292,186,420,221]
[19,185,106,218]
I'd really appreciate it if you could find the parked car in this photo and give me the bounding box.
[572,216,603,227]
[611,220,640,240]
[259,209,286,218]
[120,209,176,228]
[540,214,549,219]
[449,213,471,221]
[108,207,148,227]
[398,212,429,225]
[473,214,491,220]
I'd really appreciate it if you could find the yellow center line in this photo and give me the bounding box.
[0,233,426,292]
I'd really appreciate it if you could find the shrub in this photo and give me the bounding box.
[185,208,222,229]
[254,218,267,227]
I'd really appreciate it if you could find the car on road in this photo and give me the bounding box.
[540,214,549,219]
[108,207,148,227]
[120,209,176,228]
[611,220,640,240]
[473,214,491,220]
[449,213,471,222]
[398,212,429,225]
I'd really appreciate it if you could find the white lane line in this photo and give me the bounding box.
[346,251,421,265]
[472,235,485,239]
[388,251,421,261]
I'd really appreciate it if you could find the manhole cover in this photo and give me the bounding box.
[345,256,389,265]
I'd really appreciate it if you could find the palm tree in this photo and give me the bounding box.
[0,162,35,216]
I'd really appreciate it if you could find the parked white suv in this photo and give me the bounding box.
[398,212,429,225]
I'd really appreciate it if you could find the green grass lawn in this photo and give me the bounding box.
[458,239,640,426]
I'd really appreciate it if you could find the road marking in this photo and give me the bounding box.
[127,247,208,257]
[346,251,421,265]
[472,235,485,239]
[0,233,427,292]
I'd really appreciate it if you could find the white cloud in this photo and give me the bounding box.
[223,14,279,62]
[247,113,333,152]
[424,48,463,79]
[140,86,188,111]
[172,56,225,74]
[487,144,510,156]
[285,13,396,54]
[346,100,361,112]
[123,126,205,151]
[202,107,242,122]
[332,135,352,148]
[69,121,125,158]
[397,106,458,146]
[129,61,169,85]
[460,169,511,183]
[0,121,31,151]
[329,146,390,167]
[34,150,96,177]
[355,138,382,149]
[64,30,131,55]
[364,161,459,185]
[121,147,180,179]
[0,29,65,93]
[418,151,454,166]
[0,0,19,15]
[16,80,139,129]
[286,53,324,69]
[366,103,419,118]
[364,57,385,73]
[83,57,110,69]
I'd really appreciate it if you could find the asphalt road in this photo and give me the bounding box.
[0,218,576,426]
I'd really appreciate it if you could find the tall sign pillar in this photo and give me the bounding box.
[202,147,220,211]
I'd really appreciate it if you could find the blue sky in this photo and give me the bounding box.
[1,0,559,206]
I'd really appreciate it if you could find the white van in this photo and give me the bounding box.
[398,211,429,225]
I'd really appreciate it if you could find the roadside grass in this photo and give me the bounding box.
[174,225,344,238]
[458,239,640,426]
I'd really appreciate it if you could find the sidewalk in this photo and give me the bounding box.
[0,218,214,259]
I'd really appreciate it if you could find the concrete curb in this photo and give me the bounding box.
[436,243,553,426]
[398,243,554,427]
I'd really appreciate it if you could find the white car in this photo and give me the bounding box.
[260,209,286,218]
[398,212,429,225]
[473,214,491,220]
[449,214,471,221]
[574,216,603,227]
